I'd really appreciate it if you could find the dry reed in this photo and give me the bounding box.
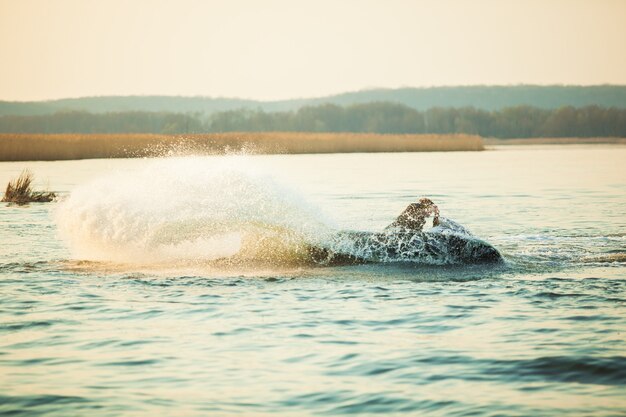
[0,132,484,161]
[2,169,56,204]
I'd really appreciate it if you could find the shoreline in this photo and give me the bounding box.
[484,137,626,146]
[0,133,624,161]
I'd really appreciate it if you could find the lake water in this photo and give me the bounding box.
[1,145,625,416]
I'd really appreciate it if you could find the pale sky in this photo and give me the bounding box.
[0,0,624,101]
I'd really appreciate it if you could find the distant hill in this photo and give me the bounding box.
[0,96,255,117]
[1,85,625,116]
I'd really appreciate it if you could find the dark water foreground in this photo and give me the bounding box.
[1,147,625,416]
[1,263,626,416]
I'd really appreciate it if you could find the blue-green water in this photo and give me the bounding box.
[1,146,625,416]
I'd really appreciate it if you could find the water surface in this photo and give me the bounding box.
[1,145,625,416]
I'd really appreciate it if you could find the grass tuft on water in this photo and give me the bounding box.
[2,169,56,204]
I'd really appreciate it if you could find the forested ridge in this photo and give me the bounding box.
[1,103,624,138]
[1,85,625,116]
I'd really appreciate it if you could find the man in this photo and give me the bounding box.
[385,197,440,231]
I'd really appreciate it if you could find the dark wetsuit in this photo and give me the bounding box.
[385,198,440,232]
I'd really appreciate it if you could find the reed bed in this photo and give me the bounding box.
[2,169,56,204]
[0,132,484,161]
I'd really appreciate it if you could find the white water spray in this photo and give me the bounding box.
[55,156,334,265]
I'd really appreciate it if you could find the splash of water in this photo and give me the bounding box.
[55,156,334,266]
[55,155,506,269]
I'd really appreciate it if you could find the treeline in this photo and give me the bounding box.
[0,111,203,135]
[2,86,625,116]
[1,103,625,138]
[209,104,626,137]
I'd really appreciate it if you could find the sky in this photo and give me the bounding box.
[0,0,625,101]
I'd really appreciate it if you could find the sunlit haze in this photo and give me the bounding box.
[1,0,625,101]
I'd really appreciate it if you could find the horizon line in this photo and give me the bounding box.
[2,83,625,104]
